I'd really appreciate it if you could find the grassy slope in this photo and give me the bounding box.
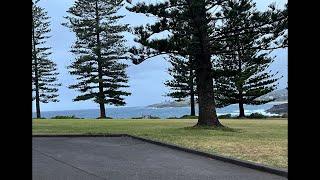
[32,119,287,168]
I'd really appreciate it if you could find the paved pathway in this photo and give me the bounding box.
[33,137,287,180]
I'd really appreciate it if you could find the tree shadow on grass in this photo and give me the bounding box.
[183,125,241,133]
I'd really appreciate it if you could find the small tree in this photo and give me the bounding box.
[32,0,60,118]
[213,0,285,118]
[165,55,197,116]
[214,52,281,118]
[63,0,131,118]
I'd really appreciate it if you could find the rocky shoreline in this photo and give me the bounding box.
[266,103,288,115]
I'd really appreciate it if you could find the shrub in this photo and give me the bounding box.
[147,115,160,119]
[247,113,267,119]
[51,115,81,119]
[131,115,161,119]
[179,115,198,119]
[167,116,179,119]
[131,116,143,119]
[218,114,232,119]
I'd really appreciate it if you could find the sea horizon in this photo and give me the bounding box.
[32,101,285,119]
[33,101,287,113]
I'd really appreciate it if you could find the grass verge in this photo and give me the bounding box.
[32,119,287,168]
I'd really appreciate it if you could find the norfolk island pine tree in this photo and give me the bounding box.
[165,55,197,116]
[126,0,287,126]
[63,0,131,118]
[32,0,60,118]
[212,0,287,118]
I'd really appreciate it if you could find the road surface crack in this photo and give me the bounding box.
[33,148,107,180]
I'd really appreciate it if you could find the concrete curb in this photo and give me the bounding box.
[33,134,288,178]
[125,134,288,178]
[32,134,126,137]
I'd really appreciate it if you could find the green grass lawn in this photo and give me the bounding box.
[32,119,287,169]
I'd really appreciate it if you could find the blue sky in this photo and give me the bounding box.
[34,0,288,112]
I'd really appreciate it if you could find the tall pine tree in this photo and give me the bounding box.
[32,0,60,118]
[213,0,286,118]
[127,0,226,127]
[165,55,197,116]
[126,0,287,126]
[63,0,131,118]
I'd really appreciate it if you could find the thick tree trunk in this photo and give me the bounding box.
[95,1,106,119]
[195,55,223,126]
[187,0,223,127]
[32,3,41,119]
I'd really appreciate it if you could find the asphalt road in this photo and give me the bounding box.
[32,137,287,180]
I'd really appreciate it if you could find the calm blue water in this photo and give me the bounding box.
[33,103,281,119]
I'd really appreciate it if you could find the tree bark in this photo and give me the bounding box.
[238,102,245,118]
[35,70,41,119]
[189,59,196,116]
[99,101,106,119]
[95,1,106,119]
[32,3,41,119]
[195,54,223,126]
[190,86,196,116]
[237,45,245,118]
[187,0,223,127]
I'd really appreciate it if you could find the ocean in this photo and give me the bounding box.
[33,102,283,119]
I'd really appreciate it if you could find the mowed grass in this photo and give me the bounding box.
[32,119,287,169]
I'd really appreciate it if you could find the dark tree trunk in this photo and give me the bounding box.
[237,86,246,119]
[187,0,223,127]
[195,55,223,126]
[35,74,41,119]
[189,60,196,116]
[97,62,106,118]
[237,45,245,118]
[32,3,41,119]
[97,62,106,119]
[99,101,106,119]
[190,87,195,116]
[95,1,106,119]
[238,102,245,118]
